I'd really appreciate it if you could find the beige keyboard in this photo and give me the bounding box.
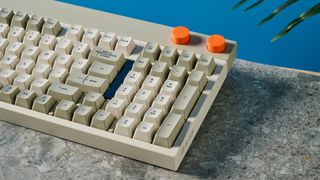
[0,0,237,171]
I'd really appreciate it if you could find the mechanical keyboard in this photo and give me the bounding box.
[0,0,237,170]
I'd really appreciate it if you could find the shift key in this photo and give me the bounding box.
[48,82,82,102]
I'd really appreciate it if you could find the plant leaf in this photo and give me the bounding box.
[259,0,299,26]
[245,0,265,11]
[272,3,320,42]
[232,0,248,10]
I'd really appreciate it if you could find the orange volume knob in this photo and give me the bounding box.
[172,26,190,45]
[207,34,226,53]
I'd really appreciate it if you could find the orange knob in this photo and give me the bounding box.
[172,26,190,45]
[207,34,226,53]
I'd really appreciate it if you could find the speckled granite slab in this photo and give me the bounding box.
[0,59,319,180]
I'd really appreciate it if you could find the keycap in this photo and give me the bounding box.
[0,23,9,38]
[143,107,165,128]
[171,85,200,120]
[114,116,139,137]
[32,64,52,78]
[30,77,51,95]
[159,46,179,67]
[15,89,37,109]
[195,54,216,75]
[53,54,74,70]
[123,70,144,90]
[186,70,207,92]
[171,26,190,45]
[132,57,151,75]
[7,26,25,42]
[133,121,157,143]
[149,61,169,80]
[91,110,115,130]
[23,30,41,46]
[72,105,95,125]
[41,18,62,36]
[0,55,19,69]
[176,50,196,72]
[88,47,126,71]
[82,28,100,47]
[5,41,24,57]
[115,36,136,56]
[115,84,136,103]
[26,14,45,32]
[88,61,117,83]
[47,82,82,102]
[153,112,185,148]
[141,42,161,62]
[152,94,173,113]
[13,73,34,90]
[141,75,162,93]
[39,34,57,50]
[20,45,41,61]
[32,94,56,114]
[159,79,181,100]
[0,68,17,85]
[0,8,14,25]
[133,89,155,107]
[37,49,58,66]
[124,102,147,121]
[72,42,90,59]
[105,97,128,119]
[55,38,73,54]
[67,73,109,93]
[168,65,188,84]
[67,24,84,42]
[207,34,226,53]
[11,11,29,28]
[15,59,36,74]
[70,58,90,74]
[0,84,20,104]
[54,100,76,120]
[48,67,69,83]
[83,92,105,111]
[99,32,117,50]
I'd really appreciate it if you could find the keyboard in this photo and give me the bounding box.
[0,0,237,171]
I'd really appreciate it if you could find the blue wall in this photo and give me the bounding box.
[58,0,320,72]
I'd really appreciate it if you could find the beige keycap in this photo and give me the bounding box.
[123,70,144,90]
[55,38,74,54]
[0,8,14,25]
[11,11,29,28]
[39,34,57,50]
[195,54,216,75]
[70,58,90,74]
[7,26,25,42]
[48,82,82,102]
[186,70,207,92]
[67,24,85,42]
[53,54,74,70]
[143,107,165,128]
[115,84,136,103]
[150,61,169,80]
[115,36,136,56]
[141,42,161,62]
[132,57,151,75]
[168,65,188,84]
[141,75,162,93]
[72,105,95,125]
[21,45,41,61]
[133,121,157,143]
[176,50,197,72]
[30,77,51,95]
[0,55,19,69]
[0,23,9,38]
[15,89,37,109]
[82,75,109,93]
[152,94,173,113]
[159,79,181,100]
[32,94,56,114]
[171,85,200,120]
[90,110,115,130]
[105,97,128,119]
[114,116,139,138]
[32,64,52,78]
[133,89,155,107]
[15,59,36,74]
[65,73,85,88]
[48,67,69,83]
[159,46,179,66]
[99,32,117,50]
[26,14,45,32]
[23,30,41,46]
[13,73,34,90]
[88,46,125,71]
[82,28,100,48]
[153,112,185,148]
[124,102,147,121]
[5,41,24,57]
[41,18,62,36]
[0,38,9,53]
[0,84,20,104]
[72,42,90,59]
[37,49,58,66]
[54,100,77,120]
[0,68,17,85]
[88,61,117,82]
[83,91,105,111]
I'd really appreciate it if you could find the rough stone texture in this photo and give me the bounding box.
[0,60,320,180]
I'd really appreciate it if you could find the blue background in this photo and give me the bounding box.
[58,0,320,72]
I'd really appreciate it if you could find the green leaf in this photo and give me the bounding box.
[232,0,248,10]
[245,0,265,11]
[259,0,299,26]
[272,3,320,42]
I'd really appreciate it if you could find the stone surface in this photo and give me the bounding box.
[0,60,320,179]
